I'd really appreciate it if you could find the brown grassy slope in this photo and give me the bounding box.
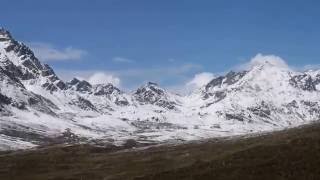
[1,122,320,180]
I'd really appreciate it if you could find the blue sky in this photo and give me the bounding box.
[1,0,320,91]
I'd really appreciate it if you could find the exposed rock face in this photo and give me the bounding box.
[0,93,11,105]
[290,74,316,91]
[0,54,30,87]
[247,101,272,118]
[69,96,97,112]
[202,71,247,100]
[67,78,92,93]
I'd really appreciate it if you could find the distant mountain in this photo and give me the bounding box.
[1,28,320,151]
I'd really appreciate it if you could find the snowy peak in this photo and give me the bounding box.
[0,28,12,41]
[65,78,129,107]
[93,83,121,96]
[134,82,178,109]
[67,78,92,93]
[92,83,129,106]
[135,82,165,96]
[0,30,42,73]
[0,28,66,92]
[201,71,247,100]
[196,57,320,127]
[134,82,166,103]
[205,71,247,91]
[66,78,123,97]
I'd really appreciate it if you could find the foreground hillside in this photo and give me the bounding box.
[1,122,320,180]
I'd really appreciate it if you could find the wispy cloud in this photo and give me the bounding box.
[186,72,214,89]
[88,72,121,86]
[55,63,202,90]
[28,42,87,62]
[303,64,320,71]
[168,58,177,63]
[112,57,135,63]
[44,53,320,94]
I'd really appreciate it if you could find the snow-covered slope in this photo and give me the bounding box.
[1,28,320,150]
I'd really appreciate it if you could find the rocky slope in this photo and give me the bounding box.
[1,28,320,150]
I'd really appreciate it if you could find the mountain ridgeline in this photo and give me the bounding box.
[1,28,320,150]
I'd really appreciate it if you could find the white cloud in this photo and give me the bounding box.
[28,42,87,61]
[236,54,289,70]
[249,54,288,68]
[186,72,215,90]
[112,57,134,63]
[303,64,320,71]
[88,72,120,86]
[165,72,215,95]
[168,58,176,62]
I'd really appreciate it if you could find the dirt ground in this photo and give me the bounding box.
[1,122,320,180]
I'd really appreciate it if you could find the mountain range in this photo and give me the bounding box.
[1,28,320,151]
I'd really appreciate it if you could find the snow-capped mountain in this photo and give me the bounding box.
[133,82,181,110]
[1,28,320,151]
